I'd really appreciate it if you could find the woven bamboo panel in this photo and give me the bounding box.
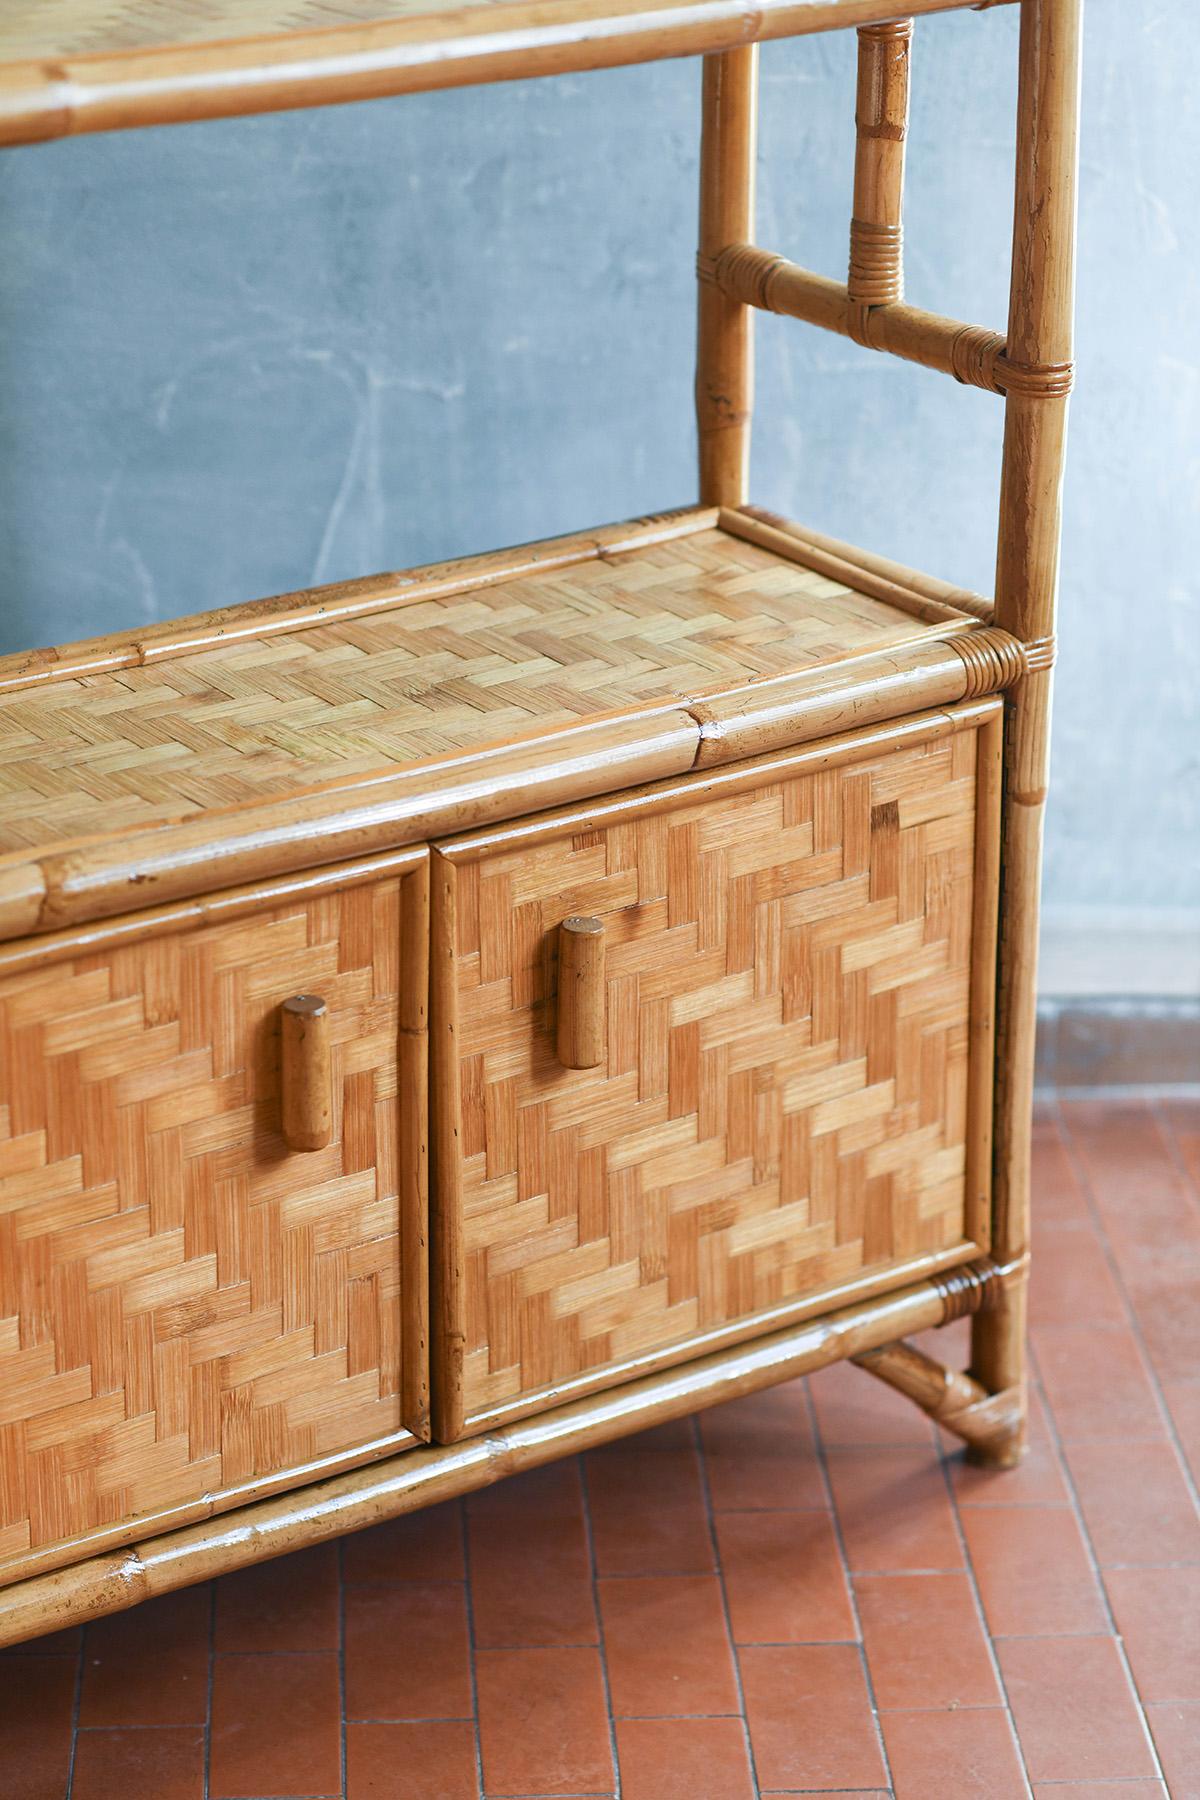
[0,871,424,1578]
[0,527,943,863]
[0,1,432,59]
[441,726,986,1431]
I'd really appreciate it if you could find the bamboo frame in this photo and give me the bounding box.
[694,0,1080,1469]
[0,0,1080,1640]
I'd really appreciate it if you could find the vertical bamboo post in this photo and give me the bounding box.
[696,46,759,506]
[848,20,912,334]
[972,0,1083,1466]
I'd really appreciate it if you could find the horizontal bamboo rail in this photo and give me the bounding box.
[703,244,1074,398]
[721,506,992,621]
[0,1,1018,149]
[0,1255,1018,1646]
[0,507,716,697]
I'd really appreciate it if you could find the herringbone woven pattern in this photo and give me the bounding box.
[0,529,933,860]
[449,730,982,1427]
[0,878,411,1575]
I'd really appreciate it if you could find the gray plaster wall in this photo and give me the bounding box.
[0,0,1195,996]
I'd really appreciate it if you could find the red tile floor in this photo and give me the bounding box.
[4,1098,1199,1799]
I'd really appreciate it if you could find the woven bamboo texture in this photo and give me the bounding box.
[0,868,426,1581]
[0,524,954,865]
[438,723,988,1433]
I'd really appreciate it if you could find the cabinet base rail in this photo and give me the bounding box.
[0,1255,1023,1648]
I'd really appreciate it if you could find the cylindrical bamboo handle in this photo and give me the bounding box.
[556,916,606,1070]
[281,994,333,1151]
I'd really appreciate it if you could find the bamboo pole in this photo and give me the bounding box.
[972,0,1082,1466]
[696,46,758,506]
[848,20,913,331]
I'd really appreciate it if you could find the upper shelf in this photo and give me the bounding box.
[0,0,1010,148]
[0,502,1009,945]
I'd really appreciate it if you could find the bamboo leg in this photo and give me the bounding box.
[973,0,1082,1468]
[696,46,758,506]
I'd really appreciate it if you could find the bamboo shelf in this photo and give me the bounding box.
[0,0,1081,1651]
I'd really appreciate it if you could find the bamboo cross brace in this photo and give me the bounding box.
[703,244,1073,398]
[853,1342,1023,1457]
[852,1254,1028,1464]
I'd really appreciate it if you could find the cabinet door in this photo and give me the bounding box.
[432,709,999,1440]
[0,854,427,1582]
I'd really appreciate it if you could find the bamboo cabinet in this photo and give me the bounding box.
[0,0,1080,1645]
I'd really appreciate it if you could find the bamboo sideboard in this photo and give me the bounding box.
[0,0,1080,1646]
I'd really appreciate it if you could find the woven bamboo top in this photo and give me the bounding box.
[0,515,949,865]
[0,0,1003,148]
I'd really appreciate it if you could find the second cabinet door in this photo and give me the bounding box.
[432,706,1000,1440]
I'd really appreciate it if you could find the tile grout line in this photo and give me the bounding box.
[1151,1096,1200,1214]
[801,1377,896,1800]
[61,1624,85,1800]
[205,1579,216,1800]
[1028,1101,1173,1785]
[337,1537,348,1800]
[459,1497,487,1800]
[1051,1097,1200,1521]
[578,1449,622,1800]
[1052,1097,1200,1513]
[693,1407,768,1800]
[931,1367,1037,1798]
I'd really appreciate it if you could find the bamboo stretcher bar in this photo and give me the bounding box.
[705,245,1074,398]
[0,1256,1016,1646]
[0,0,1017,149]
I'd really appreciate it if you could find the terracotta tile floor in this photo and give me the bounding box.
[4,1097,1198,1799]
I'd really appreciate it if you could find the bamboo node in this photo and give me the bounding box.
[994,355,1075,398]
[848,219,903,306]
[949,627,1026,697]
[712,242,784,313]
[949,323,1006,392]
